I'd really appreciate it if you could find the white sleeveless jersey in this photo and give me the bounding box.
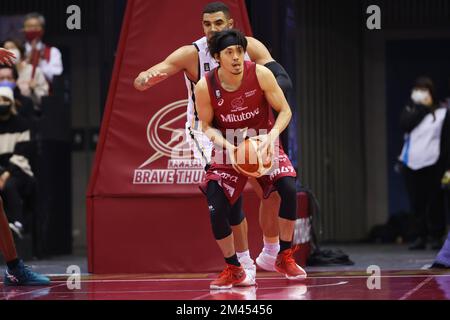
[184,36,250,165]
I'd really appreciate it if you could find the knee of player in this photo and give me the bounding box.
[210,213,232,240]
[208,202,232,240]
[229,210,245,226]
[276,177,298,221]
[277,177,297,200]
[284,184,297,200]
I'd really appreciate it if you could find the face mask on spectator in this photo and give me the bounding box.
[0,102,11,116]
[8,49,21,65]
[411,89,430,105]
[24,30,43,42]
[0,81,16,90]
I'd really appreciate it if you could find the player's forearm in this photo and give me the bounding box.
[203,125,234,152]
[143,64,164,77]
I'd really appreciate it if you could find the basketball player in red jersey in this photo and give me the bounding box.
[194,29,306,289]
[134,2,295,278]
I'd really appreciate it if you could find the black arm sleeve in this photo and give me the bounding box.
[399,103,430,133]
[264,61,293,95]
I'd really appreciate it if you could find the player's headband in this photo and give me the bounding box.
[218,34,245,53]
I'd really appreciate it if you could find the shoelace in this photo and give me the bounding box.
[291,245,300,255]
[16,265,37,280]
[23,266,37,278]
[218,266,234,281]
[282,248,299,265]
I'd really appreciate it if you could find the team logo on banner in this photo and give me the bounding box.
[133,100,205,185]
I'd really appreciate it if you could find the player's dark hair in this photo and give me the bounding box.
[202,2,230,18]
[208,29,247,59]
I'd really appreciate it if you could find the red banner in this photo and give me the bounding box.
[87,0,252,198]
[86,0,253,273]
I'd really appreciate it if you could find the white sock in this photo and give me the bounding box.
[237,250,254,267]
[263,241,280,256]
[237,250,251,260]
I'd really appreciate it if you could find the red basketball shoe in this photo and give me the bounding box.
[275,248,307,280]
[210,264,247,290]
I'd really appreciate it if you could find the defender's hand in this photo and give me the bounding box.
[134,70,168,91]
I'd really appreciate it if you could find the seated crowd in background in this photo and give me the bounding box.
[0,12,63,242]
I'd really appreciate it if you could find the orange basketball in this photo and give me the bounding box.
[234,138,272,177]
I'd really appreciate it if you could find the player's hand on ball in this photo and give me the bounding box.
[228,144,252,176]
[252,134,274,166]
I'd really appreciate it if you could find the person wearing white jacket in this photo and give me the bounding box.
[399,76,450,250]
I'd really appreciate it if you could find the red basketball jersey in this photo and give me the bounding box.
[200,61,296,205]
[205,61,274,138]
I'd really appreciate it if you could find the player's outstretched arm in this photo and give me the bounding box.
[134,45,197,91]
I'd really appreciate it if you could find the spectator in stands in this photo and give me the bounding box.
[2,39,49,110]
[23,12,63,85]
[0,65,35,120]
[0,86,36,239]
[398,76,449,250]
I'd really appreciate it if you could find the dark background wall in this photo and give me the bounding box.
[247,0,450,241]
[247,0,366,241]
[362,0,450,240]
